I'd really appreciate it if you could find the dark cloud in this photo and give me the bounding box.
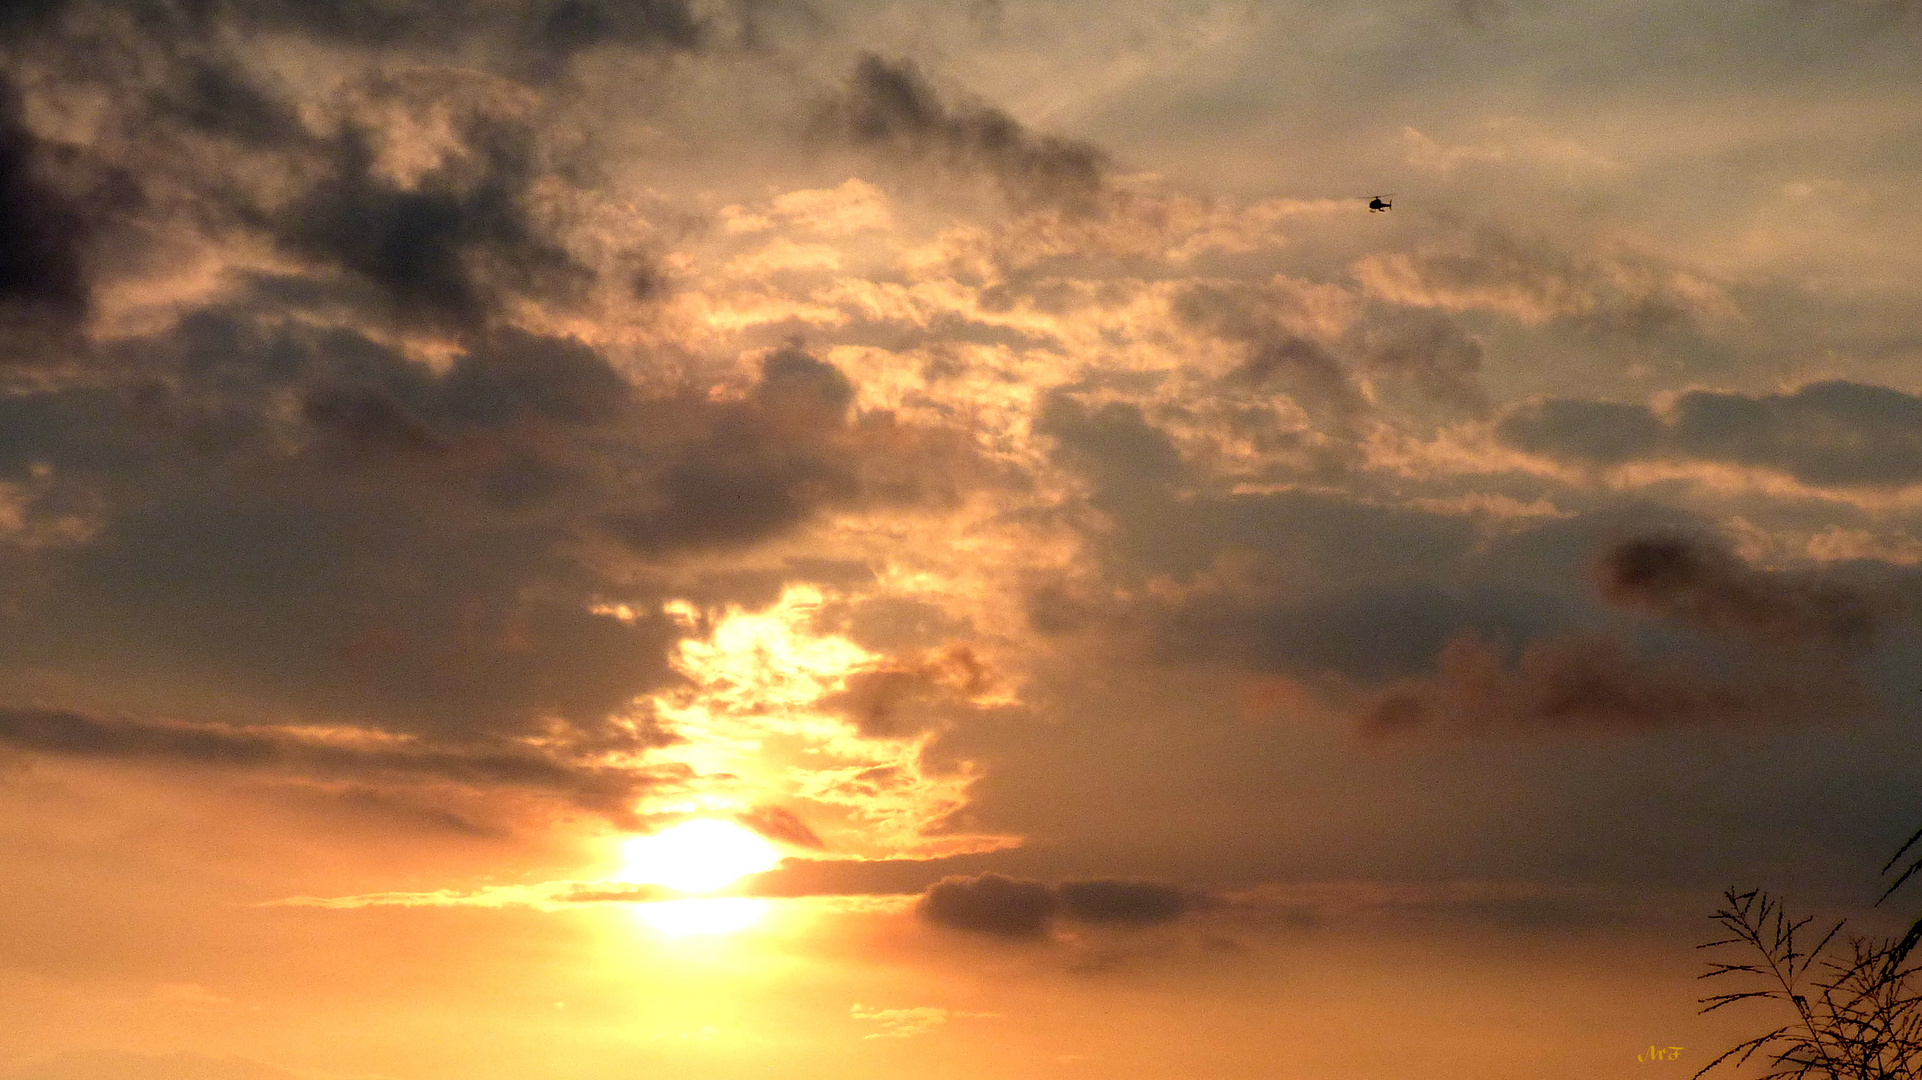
[918,873,1200,939]
[754,339,855,418]
[1494,397,1666,465]
[919,872,1059,937]
[301,384,447,454]
[150,54,306,148]
[1056,879,1197,926]
[441,328,631,426]
[816,55,1107,211]
[0,73,109,342]
[0,707,666,822]
[0,6,831,775]
[199,0,706,67]
[0,1,696,344]
[823,644,993,738]
[279,119,592,330]
[536,0,704,61]
[1497,381,1922,487]
[1230,334,1354,409]
[830,668,944,737]
[1035,393,1186,492]
[1363,632,1864,733]
[1151,579,1544,681]
[606,405,858,551]
[736,805,825,850]
[1595,535,1882,647]
[295,326,628,458]
[605,344,976,556]
[0,0,69,35]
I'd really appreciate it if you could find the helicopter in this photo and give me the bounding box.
[1367,194,1394,212]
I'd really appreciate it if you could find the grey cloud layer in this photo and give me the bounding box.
[0,707,663,819]
[7,0,707,70]
[1499,381,1922,488]
[1033,386,1914,736]
[0,319,971,741]
[0,0,1025,837]
[1,0,1920,909]
[917,872,1200,939]
[1361,632,1865,734]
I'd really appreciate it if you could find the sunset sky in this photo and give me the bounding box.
[3,1,1922,1077]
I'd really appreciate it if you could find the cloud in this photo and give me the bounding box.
[0,77,87,326]
[0,312,986,750]
[1493,397,1667,465]
[815,55,1107,211]
[0,707,668,821]
[1055,879,1199,926]
[822,643,995,738]
[740,852,1013,898]
[1034,392,1188,496]
[0,14,1031,842]
[146,54,306,149]
[277,117,592,331]
[602,344,976,556]
[1363,632,1865,733]
[1357,310,1490,414]
[1354,224,1734,335]
[917,873,1198,939]
[0,6,702,355]
[616,584,1020,862]
[1217,879,1618,933]
[1172,282,1364,420]
[269,879,678,909]
[1496,381,1922,488]
[735,804,826,850]
[849,1003,999,1039]
[187,0,706,67]
[532,0,705,64]
[1594,535,1883,647]
[919,872,1060,937]
[0,72,135,353]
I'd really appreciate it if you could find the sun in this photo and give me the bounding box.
[619,819,784,894]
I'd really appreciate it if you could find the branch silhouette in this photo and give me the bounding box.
[1695,829,1922,1080]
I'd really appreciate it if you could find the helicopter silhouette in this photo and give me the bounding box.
[1367,194,1394,212]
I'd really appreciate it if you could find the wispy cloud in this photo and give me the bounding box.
[849,1003,999,1039]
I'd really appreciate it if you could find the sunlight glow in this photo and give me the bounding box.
[619,819,782,894]
[634,897,769,937]
[636,584,1020,861]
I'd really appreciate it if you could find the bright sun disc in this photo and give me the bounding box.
[620,819,782,894]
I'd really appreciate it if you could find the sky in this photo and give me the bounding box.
[2,0,1922,1077]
